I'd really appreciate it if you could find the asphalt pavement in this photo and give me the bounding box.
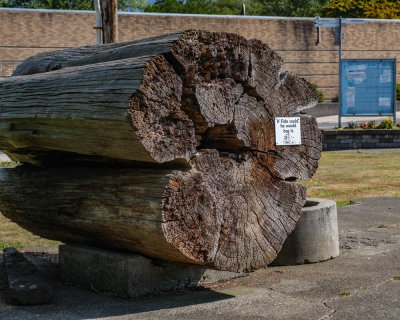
[1,197,400,320]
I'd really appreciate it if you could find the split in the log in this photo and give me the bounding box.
[0,31,322,272]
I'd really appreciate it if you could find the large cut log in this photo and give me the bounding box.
[12,33,182,76]
[0,31,322,272]
[1,31,319,168]
[0,155,306,272]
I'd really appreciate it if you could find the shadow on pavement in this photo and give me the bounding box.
[0,252,234,320]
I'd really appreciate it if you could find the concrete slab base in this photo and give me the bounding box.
[2,197,400,319]
[59,244,245,298]
[272,198,339,265]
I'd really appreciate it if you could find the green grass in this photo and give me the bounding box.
[0,211,60,251]
[378,224,388,229]
[0,240,24,251]
[339,290,351,296]
[393,276,400,280]
[0,161,17,168]
[336,200,357,208]
[302,152,400,202]
[0,161,61,250]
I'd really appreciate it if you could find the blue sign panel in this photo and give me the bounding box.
[341,59,396,115]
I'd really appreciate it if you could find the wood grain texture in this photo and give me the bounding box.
[0,151,305,271]
[0,30,322,272]
[1,58,159,165]
[12,33,182,76]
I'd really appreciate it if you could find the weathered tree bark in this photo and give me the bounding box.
[0,31,322,272]
[0,151,308,272]
[101,0,118,43]
[2,31,319,169]
[12,33,181,76]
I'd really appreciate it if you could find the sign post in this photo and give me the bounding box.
[338,17,343,128]
[314,17,366,127]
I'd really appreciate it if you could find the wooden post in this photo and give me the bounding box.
[101,0,118,43]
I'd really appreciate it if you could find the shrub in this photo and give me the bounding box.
[359,121,376,129]
[397,83,400,101]
[311,83,325,103]
[378,118,395,129]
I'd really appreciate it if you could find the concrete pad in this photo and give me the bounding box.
[124,287,330,320]
[307,102,400,119]
[0,256,6,291]
[3,247,53,305]
[0,197,399,319]
[59,244,245,297]
[327,280,400,320]
[304,102,338,117]
[338,197,400,232]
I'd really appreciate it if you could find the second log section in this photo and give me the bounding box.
[0,30,322,272]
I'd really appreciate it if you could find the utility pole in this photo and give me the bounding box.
[240,4,246,16]
[101,0,118,43]
[338,17,343,128]
[94,0,102,44]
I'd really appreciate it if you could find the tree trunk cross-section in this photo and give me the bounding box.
[0,31,322,272]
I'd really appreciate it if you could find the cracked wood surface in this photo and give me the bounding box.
[0,31,321,272]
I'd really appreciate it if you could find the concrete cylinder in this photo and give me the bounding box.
[271,198,339,265]
[0,152,10,162]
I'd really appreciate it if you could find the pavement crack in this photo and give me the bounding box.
[267,286,336,319]
[318,277,396,320]
[319,301,336,320]
[349,278,394,296]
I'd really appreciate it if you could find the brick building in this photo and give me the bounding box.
[1,8,399,100]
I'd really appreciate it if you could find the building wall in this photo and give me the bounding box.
[1,8,400,100]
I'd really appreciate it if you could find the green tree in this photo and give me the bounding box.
[255,0,329,17]
[321,0,400,19]
[144,0,332,16]
[144,0,262,15]
[0,0,93,9]
[0,0,146,11]
[144,0,210,14]
[213,0,263,15]
[120,0,148,11]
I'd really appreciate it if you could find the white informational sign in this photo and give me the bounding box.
[345,69,366,81]
[275,117,301,146]
[380,69,392,83]
[345,87,356,107]
[379,97,392,107]
[345,64,366,84]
